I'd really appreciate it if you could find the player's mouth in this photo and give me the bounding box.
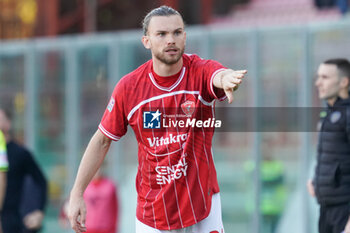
[164,47,179,55]
[318,90,326,97]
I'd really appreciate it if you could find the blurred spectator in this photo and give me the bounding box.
[245,156,287,233]
[60,168,119,233]
[20,175,46,233]
[315,0,336,8]
[84,168,119,233]
[0,130,9,233]
[315,0,348,15]
[337,0,349,14]
[259,158,286,233]
[0,106,47,233]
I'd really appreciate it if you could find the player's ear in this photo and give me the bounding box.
[184,31,186,46]
[142,36,151,50]
[340,76,349,89]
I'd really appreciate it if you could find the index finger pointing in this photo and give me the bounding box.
[235,70,247,74]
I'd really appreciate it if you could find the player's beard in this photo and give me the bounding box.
[154,46,185,65]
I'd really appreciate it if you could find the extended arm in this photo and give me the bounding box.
[212,69,247,103]
[68,129,112,233]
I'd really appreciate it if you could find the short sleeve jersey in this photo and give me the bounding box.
[99,54,226,230]
[0,130,9,172]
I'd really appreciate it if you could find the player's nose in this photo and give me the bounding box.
[166,35,176,44]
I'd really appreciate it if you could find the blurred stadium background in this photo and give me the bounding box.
[1,0,350,232]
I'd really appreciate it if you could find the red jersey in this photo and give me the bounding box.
[99,54,226,230]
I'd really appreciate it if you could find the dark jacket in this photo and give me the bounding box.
[314,95,350,206]
[1,141,47,233]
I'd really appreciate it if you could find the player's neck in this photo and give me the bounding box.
[328,89,349,106]
[327,97,337,106]
[152,58,183,77]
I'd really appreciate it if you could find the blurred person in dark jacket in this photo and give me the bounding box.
[308,58,350,233]
[0,106,47,233]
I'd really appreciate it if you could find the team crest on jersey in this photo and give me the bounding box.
[143,109,162,129]
[107,97,115,112]
[181,100,195,116]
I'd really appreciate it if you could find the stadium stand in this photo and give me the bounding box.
[211,0,342,27]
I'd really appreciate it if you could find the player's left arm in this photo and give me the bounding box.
[212,69,247,104]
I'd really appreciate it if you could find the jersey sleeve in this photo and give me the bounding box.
[0,130,9,172]
[199,59,227,102]
[99,80,128,141]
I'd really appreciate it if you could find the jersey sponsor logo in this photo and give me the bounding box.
[147,133,188,147]
[143,109,222,129]
[181,100,195,116]
[163,118,221,128]
[155,156,188,185]
[107,97,115,112]
[143,110,161,129]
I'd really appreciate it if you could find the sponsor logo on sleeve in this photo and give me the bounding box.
[107,97,115,112]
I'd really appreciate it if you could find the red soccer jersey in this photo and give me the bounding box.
[99,54,226,230]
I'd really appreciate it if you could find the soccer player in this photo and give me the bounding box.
[68,5,247,233]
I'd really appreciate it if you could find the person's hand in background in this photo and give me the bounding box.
[23,210,44,230]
